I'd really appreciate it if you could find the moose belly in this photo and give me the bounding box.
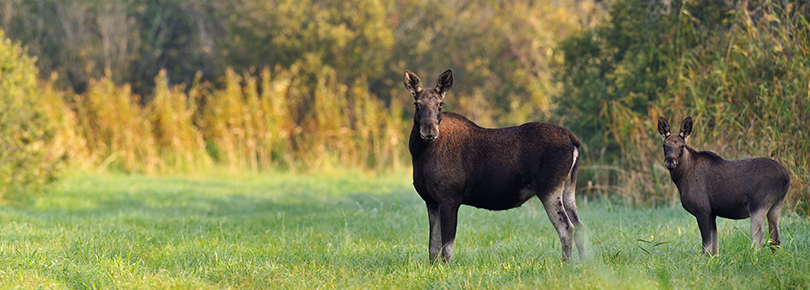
[709,190,751,219]
[713,203,751,219]
[463,184,535,211]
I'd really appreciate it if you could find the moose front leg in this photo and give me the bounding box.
[696,215,718,255]
[426,203,442,262]
[438,203,461,262]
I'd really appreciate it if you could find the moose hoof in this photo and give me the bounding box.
[766,241,781,253]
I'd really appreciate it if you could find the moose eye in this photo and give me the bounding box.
[439,102,444,107]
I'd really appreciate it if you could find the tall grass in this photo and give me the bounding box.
[601,4,810,212]
[71,70,160,172]
[46,65,407,175]
[149,70,212,171]
[196,66,405,172]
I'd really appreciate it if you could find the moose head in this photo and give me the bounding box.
[657,116,693,170]
[403,69,454,141]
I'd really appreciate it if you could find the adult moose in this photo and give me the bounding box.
[657,116,790,255]
[404,69,585,263]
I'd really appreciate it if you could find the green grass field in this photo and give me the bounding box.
[1,172,808,289]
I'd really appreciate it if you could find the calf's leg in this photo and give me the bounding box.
[426,203,442,262]
[766,197,785,248]
[749,207,769,250]
[709,222,718,255]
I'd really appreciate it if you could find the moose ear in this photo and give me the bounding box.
[435,69,454,98]
[679,116,693,141]
[404,70,422,99]
[657,116,671,140]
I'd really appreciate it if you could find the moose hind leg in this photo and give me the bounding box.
[426,203,442,262]
[563,176,586,260]
[749,207,769,250]
[540,185,574,260]
[767,199,784,248]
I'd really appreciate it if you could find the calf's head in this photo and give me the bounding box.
[657,116,693,170]
[404,69,454,141]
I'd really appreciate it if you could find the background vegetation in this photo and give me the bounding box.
[1,0,808,212]
[0,0,599,182]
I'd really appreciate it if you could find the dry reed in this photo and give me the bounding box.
[47,65,408,175]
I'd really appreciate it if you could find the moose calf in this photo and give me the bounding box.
[657,116,790,255]
[405,69,585,263]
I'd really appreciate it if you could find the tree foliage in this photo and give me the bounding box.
[1,0,599,119]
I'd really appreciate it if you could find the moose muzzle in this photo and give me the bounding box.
[420,121,439,141]
[664,157,678,170]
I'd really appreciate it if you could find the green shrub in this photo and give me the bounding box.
[0,29,61,201]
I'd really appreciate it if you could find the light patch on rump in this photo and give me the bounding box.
[570,148,579,174]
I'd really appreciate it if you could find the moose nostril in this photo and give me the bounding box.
[420,127,439,141]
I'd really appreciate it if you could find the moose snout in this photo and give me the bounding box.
[420,130,438,141]
[664,157,678,170]
[420,123,439,141]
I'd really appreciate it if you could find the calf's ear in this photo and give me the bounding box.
[679,116,693,141]
[404,70,422,99]
[657,116,671,140]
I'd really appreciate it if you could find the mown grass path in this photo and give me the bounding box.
[1,172,808,289]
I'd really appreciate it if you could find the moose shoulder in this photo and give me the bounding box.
[405,69,586,263]
[657,116,790,255]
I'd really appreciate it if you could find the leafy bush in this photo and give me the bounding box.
[0,30,61,200]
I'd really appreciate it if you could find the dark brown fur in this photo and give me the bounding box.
[405,69,586,263]
[658,116,790,255]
